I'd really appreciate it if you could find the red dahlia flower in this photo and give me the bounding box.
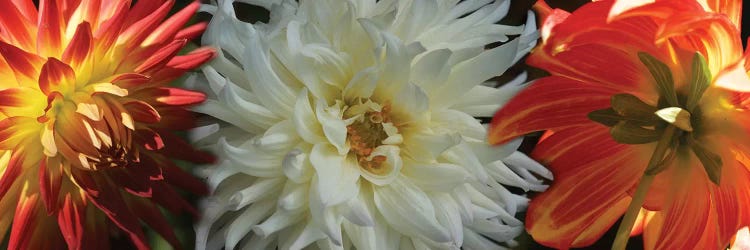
[490,0,750,249]
[0,0,214,249]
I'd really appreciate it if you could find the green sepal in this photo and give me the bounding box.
[692,143,723,185]
[638,52,679,107]
[686,52,712,111]
[611,93,658,125]
[588,108,621,127]
[610,121,661,144]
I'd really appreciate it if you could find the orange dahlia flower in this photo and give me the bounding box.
[0,0,214,249]
[490,0,750,249]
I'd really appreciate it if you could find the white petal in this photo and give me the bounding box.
[341,190,375,226]
[360,145,401,186]
[403,132,461,162]
[504,151,553,180]
[410,48,451,95]
[308,177,345,246]
[432,194,464,247]
[229,178,285,210]
[309,144,360,205]
[293,88,327,144]
[373,177,450,243]
[253,209,306,237]
[315,100,350,155]
[432,38,520,109]
[282,146,314,183]
[391,82,429,115]
[401,162,469,192]
[343,67,379,99]
[240,25,296,116]
[225,200,276,250]
[468,219,523,244]
[431,109,486,140]
[280,222,327,250]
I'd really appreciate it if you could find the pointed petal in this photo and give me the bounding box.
[142,1,200,46]
[0,41,45,84]
[37,0,65,57]
[61,22,93,69]
[373,177,450,243]
[489,76,618,145]
[39,58,76,95]
[525,127,651,248]
[39,158,63,215]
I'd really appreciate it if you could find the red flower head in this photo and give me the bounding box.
[0,0,215,249]
[490,0,750,249]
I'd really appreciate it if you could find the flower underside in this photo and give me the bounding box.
[589,52,723,184]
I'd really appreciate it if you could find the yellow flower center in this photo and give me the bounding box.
[344,99,401,176]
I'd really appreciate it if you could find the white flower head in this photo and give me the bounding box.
[189,0,550,249]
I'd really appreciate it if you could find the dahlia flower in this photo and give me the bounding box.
[0,0,214,248]
[190,0,549,249]
[490,0,750,249]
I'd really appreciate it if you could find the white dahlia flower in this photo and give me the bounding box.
[189,0,550,249]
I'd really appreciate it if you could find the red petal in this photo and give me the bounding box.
[135,128,165,150]
[39,158,63,215]
[526,127,651,248]
[58,193,85,249]
[0,41,45,84]
[124,101,161,124]
[39,58,76,95]
[0,1,36,50]
[142,1,200,47]
[160,158,209,196]
[70,169,149,249]
[134,39,187,73]
[155,128,216,164]
[112,73,152,89]
[133,87,206,106]
[148,106,198,130]
[175,22,208,41]
[36,0,65,57]
[0,150,24,199]
[61,22,93,68]
[127,198,183,249]
[151,181,198,216]
[488,76,618,145]
[119,0,174,47]
[91,1,129,53]
[107,168,153,197]
[7,193,40,250]
[168,47,216,70]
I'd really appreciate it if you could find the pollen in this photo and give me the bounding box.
[345,101,398,175]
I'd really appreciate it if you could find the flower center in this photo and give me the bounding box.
[588,52,723,184]
[83,143,136,170]
[344,99,402,175]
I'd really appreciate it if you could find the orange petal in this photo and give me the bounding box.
[36,0,65,57]
[39,58,76,95]
[38,157,63,215]
[654,163,712,249]
[133,87,206,106]
[7,193,40,250]
[525,127,650,248]
[0,87,46,118]
[0,41,45,86]
[488,76,618,145]
[699,0,742,29]
[0,117,42,149]
[57,192,85,249]
[0,1,36,50]
[61,22,93,70]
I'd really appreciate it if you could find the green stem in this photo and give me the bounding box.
[611,126,676,250]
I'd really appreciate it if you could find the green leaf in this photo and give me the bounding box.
[686,52,712,111]
[588,108,622,127]
[638,52,679,106]
[610,93,658,125]
[692,143,723,185]
[610,121,661,144]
